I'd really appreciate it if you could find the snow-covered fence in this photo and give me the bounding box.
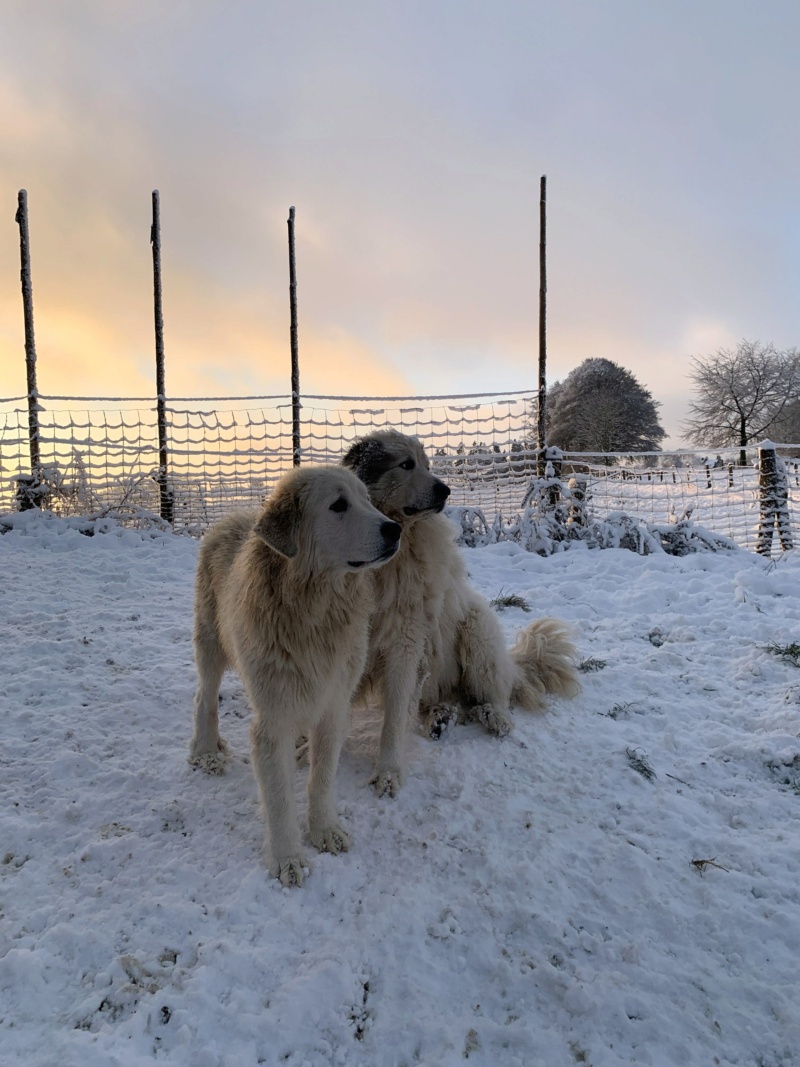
[0,390,540,530]
[563,444,798,555]
[1,391,797,554]
[453,442,798,556]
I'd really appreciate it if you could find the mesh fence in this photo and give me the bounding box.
[0,391,540,531]
[0,397,164,520]
[557,449,800,554]
[1,392,798,553]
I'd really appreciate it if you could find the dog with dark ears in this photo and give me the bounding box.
[343,430,580,797]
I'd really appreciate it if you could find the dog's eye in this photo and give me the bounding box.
[399,459,415,471]
[329,497,349,513]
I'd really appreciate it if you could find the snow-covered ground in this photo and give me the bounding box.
[2,513,799,1067]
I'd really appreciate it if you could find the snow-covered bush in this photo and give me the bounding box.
[8,457,168,529]
[447,504,737,556]
[448,458,740,556]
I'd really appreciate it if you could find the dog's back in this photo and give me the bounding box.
[194,510,264,668]
[197,510,253,579]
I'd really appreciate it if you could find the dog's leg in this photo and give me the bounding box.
[307,701,351,856]
[250,720,308,887]
[372,646,424,797]
[456,603,515,737]
[190,626,229,772]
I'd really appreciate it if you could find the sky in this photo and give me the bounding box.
[2,0,800,445]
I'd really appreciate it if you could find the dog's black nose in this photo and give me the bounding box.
[434,480,451,503]
[381,520,401,546]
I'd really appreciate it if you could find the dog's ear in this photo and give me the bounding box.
[342,437,369,472]
[254,487,301,558]
[342,437,391,483]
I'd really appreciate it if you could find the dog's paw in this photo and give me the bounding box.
[295,735,310,767]
[370,768,403,798]
[309,822,351,855]
[271,854,310,888]
[473,704,514,737]
[420,703,458,740]
[189,736,229,773]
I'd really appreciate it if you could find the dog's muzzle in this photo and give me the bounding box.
[403,479,451,517]
[348,519,401,568]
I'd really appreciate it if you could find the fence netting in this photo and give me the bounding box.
[1,392,798,554]
[0,391,541,530]
[554,450,798,554]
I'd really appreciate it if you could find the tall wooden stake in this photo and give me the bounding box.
[151,190,173,523]
[15,189,41,477]
[288,206,301,466]
[537,175,547,456]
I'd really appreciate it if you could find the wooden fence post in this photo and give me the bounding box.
[756,441,793,556]
[543,445,562,510]
[15,190,42,504]
[567,473,587,527]
[151,190,174,524]
[288,206,301,467]
[536,175,547,463]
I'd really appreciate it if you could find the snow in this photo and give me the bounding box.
[2,513,800,1067]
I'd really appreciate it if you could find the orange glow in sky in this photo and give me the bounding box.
[3,2,799,445]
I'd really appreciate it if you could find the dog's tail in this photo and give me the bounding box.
[510,617,581,710]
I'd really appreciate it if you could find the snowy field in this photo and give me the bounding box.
[2,512,800,1067]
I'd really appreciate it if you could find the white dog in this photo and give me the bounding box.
[343,431,580,797]
[190,465,401,885]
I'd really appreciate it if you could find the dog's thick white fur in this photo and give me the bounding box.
[343,431,580,797]
[190,465,401,885]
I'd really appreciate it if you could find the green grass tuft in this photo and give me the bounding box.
[606,701,637,719]
[578,657,607,673]
[626,747,656,781]
[490,590,531,612]
[765,641,800,667]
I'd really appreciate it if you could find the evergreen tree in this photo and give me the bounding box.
[547,358,665,453]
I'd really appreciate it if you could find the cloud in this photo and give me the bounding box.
[678,319,742,361]
[2,0,800,458]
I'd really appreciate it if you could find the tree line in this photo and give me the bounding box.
[545,340,800,459]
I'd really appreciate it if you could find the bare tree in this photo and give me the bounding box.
[765,397,800,445]
[546,358,665,454]
[683,340,800,464]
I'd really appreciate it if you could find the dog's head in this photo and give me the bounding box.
[342,431,451,525]
[255,465,401,573]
